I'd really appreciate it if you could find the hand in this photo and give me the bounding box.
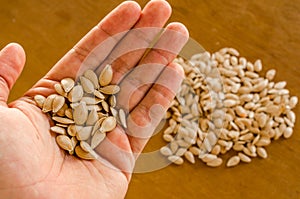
[0,1,188,199]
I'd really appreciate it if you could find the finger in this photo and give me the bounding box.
[116,22,189,112]
[0,43,26,106]
[127,62,184,154]
[25,1,141,96]
[95,0,172,82]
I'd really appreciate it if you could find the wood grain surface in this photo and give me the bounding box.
[0,0,299,198]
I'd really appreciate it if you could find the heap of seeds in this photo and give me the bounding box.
[160,47,298,167]
[34,64,127,160]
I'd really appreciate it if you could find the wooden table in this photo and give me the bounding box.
[1,0,299,198]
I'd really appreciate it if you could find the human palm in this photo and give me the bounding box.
[0,1,188,199]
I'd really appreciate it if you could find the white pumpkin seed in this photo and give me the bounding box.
[91,130,106,149]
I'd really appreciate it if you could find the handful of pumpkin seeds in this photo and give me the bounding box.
[34,64,127,160]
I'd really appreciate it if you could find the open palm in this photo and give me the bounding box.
[0,1,188,199]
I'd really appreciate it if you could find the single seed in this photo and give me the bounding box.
[160,146,173,156]
[119,109,127,128]
[100,116,117,132]
[257,147,268,159]
[52,95,65,113]
[80,76,95,94]
[42,94,56,112]
[54,83,67,97]
[238,152,251,163]
[99,85,120,95]
[184,151,195,164]
[75,145,98,160]
[68,85,84,102]
[80,141,93,153]
[99,64,113,86]
[73,102,88,125]
[168,155,184,165]
[34,94,46,108]
[84,69,99,89]
[52,116,74,124]
[61,78,75,93]
[206,157,223,167]
[56,135,73,152]
[226,156,240,167]
[50,126,66,135]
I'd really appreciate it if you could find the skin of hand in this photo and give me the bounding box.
[0,1,188,199]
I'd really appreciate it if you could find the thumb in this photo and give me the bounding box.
[0,43,26,105]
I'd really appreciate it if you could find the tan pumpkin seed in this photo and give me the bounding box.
[100,116,117,132]
[52,95,65,113]
[54,83,67,97]
[168,155,184,165]
[75,145,98,160]
[184,151,195,164]
[99,85,120,95]
[56,135,73,152]
[52,116,74,124]
[238,152,251,163]
[80,141,93,153]
[34,94,46,108]
[265,69,276,81]
[84,69,99,89]
[86,109,99,126]
[73,102,88,125]
[101,100,110,113]
[65,108,73,119]
[42,94,56,112]
[206,157,223,167]
[67,124,81,137]
[256,147,268,159]
[109,95,116,107]
[50,126,66,135]
[93,90,105,100]
[91,130,106,149]
[99,64,113,86]
[201,154,218,163]
[226,155,240,167]
[61,78,75,93]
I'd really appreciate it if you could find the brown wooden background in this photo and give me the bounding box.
[0,0,299,198]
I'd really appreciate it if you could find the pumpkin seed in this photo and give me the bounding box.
[73,102,88,125]
[68,85,83,102]
[56,135,73,152]
[75,145,98,160]
[100,116,117,132]
[91,130,106,149]
[61,78,75,93]
[99,85,120,95]
[84,69,99,89]
[99,64,113,86]
[50,126,66,135]
[34,94,46,108]
[80,76,94,94]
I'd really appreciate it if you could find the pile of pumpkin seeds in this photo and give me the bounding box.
[160,47,298,167]
[34,64,127,160]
